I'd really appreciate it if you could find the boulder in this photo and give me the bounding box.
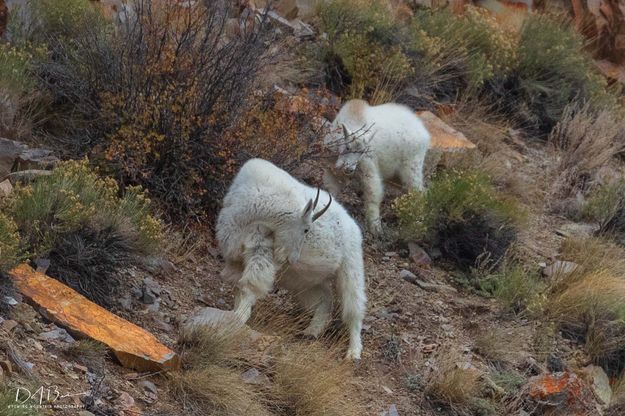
[0,138,27,180]
[580,365,612,406]
[14,148,58,171]
[8,169,52,184]
[8,263,180,372]
[251,0,298,19]
[417,111,476,152]
[408,242,432,268]
[526,371,599,415]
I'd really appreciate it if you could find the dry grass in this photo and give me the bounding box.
[425,349,483,412]
[549,101,625,196]
[474,328,521,367]
[272,343,360,416]
[172,308,361,416]
[441,99,513,156]
[559,237,625,278]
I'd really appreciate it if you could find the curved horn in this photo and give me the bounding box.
[342,123,350,138]
[312,193,332,222]
[312,188,321,209]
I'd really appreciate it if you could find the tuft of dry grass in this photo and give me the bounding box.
[425,349,483,412]
[169,365,271,416]
[172,309,361,416]
[272,343,360,416]
[474,328,521,367]
[548,101,625,196]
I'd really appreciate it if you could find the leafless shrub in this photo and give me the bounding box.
[548,101,625,196]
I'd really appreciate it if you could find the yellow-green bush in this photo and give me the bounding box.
[411,6,517,91]
[0,213,21,273]
[6,159,162,305]
[393,171,520,270]
[505,14,615,135]
[582,180,625,235]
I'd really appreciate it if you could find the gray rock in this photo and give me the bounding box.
[38,327,75,343]
[543,261,579,278]
[0,138,27,180]
[8,169,52,184]
[408,242,432,267]
[582,365,612,405]
[14,147,58,171]
[139,380,158,396]
[0,179,12,196]
[241,368,270,385]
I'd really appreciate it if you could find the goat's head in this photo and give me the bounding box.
[334,124,370,174]
[283,188,332,265]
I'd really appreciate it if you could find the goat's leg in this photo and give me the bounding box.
[298,282,333,338]
[361,163,384,236]
[400,151,426,192]
[233,255,275,323]
[336,257,366,360]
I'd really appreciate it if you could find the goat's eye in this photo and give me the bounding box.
[304,229,309,234]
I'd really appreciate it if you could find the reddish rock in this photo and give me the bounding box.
[9,264,179,372]
[408,242,432,268]
[416,111,476,152]
[526,372,599,415]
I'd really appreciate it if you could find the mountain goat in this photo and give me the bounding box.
[324,99,431,235]
[216,158,366,360]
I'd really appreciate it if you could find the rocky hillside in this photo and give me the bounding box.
[1,1,625,416]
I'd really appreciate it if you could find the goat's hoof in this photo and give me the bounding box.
[344,350,362,361]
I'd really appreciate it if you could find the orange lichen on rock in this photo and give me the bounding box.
[417,111,477,152]
[527,371,597,414]
[9,263,180,372]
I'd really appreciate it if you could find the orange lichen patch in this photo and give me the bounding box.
[417,111,477,152]
[9,263,180,372]
[527,372,595,412]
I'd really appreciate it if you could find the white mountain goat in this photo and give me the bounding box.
[324,99,431,235]
[216,158,366,360]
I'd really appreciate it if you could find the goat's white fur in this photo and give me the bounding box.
[216,158,367,359]
[325,99,431,235]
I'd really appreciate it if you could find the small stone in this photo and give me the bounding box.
[0,179,12,196]
[2,319,18,332]
[38,327,76,343]
[3,296,17,306]
[241,368,270,385]
[382,385,393,395]
[399,269,417,282]
[116,392,135,410]
[139,380,158,395]
[408,242,432,267]
[388,404,399,416]
[34,258,51,274]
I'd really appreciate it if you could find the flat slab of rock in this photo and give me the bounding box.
[9,263,179,372]
[417,111,476,152]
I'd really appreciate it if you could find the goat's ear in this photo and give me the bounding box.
[302,198,314,218]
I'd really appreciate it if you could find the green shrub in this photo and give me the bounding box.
[411,6,516,91]
[0,213,21,273]
[393,170,520,270]
[6,159,162,305]
[583,180,625,234]
[507,14,614,135]
[316,0,411,101]
[479,263,546,315]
